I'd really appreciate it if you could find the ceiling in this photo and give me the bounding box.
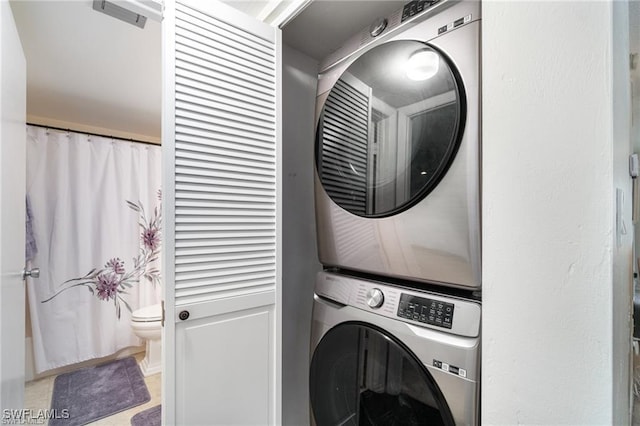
[10,0,162,141]
[9,0,415,141]
[13,0,640,141]
[282,1,404,61]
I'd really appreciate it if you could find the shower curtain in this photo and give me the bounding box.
[26,125,162,373]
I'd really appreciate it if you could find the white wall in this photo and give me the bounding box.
[281,44,321,426]
[483,1,632,424]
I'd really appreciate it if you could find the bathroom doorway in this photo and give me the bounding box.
[8,0,163,417]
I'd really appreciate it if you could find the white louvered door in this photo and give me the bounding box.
[162,1,281,424]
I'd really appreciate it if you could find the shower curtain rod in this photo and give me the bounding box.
[26,122,160,146]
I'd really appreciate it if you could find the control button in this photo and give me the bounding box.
[366,288,385,309]
[369,18,388,37]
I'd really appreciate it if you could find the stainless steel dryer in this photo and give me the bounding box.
[315,0,481,289]
[309,271,481,425]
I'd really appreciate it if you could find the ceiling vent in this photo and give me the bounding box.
[92,0,149,29]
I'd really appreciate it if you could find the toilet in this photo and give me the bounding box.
[131,303,162,376]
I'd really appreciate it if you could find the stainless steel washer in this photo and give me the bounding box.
[310,272,481,425]
[315,0,481,289]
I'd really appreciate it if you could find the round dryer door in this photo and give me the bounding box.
[316,41,465,217]
[309,322,455,426]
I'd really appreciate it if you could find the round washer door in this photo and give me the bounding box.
[309,322,455,426]
[316,40,465,218]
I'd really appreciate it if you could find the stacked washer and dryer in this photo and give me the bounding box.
[309,1,482,425]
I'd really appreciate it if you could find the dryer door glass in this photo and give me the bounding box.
[316,41,465,217]
[309,322,455,426]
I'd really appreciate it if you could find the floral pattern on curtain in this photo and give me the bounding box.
[26,126,162,373]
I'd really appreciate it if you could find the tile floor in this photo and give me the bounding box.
[28,351,640,425]
[24,353,161,425]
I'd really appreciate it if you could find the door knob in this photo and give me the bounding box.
[22,268,40,280]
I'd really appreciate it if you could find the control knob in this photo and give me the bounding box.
[369,18,388,37]
[366,288,384,309]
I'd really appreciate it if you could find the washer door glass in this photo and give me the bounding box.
[316,41,465,217]
[309,322,455,426]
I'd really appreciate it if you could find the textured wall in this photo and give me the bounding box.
[483,1,631,423]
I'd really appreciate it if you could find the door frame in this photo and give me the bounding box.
[0,0,27,411]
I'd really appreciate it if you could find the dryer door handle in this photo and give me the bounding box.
[314,293,347,309]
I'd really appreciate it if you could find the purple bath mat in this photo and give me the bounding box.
[50,356,150,426]
[131,405,161,426]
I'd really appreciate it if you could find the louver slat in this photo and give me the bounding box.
[176,7,273,53]
[173,2,277,306]
[320,79,370,215]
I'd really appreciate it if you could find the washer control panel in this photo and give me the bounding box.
[398,293,454,329]
[315,272,481,337]
[401,0,439,22]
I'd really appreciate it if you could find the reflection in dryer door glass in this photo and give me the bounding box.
[310,323,454,425]
[318,78,371,216]
[317,41,464,217]
[408,103,457,198]
[359,329,445,426]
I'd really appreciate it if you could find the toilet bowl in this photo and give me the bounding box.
[131,303,162,376]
